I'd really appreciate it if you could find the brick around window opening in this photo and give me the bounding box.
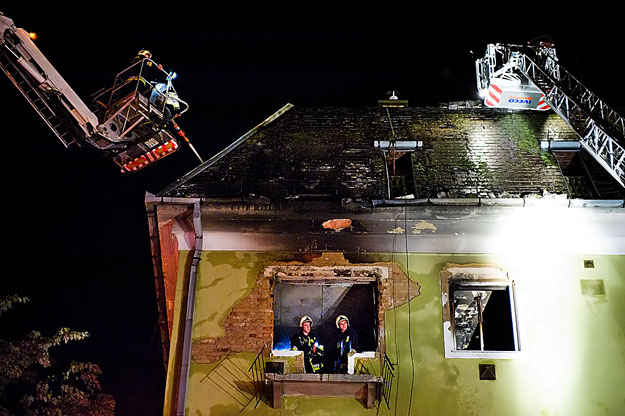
[266,253,420,372]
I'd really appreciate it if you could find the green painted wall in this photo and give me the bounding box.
[167,251,625,416]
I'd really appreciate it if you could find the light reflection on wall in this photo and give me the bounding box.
[490,205,602,413]
[467,126,489,173]
[491,204,605,260]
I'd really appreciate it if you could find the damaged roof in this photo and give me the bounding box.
[157,102,625,202]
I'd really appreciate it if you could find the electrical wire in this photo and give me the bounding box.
[385,105,416,415]
[404,192,416,415]
[384,105,417,415]
[391,211,401,416]
[384,105,401,415]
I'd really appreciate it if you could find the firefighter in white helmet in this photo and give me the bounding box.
[333,315,359,373]
[290,315,324,373]
[135,49,152,63]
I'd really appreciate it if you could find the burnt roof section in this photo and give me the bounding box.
[157,103,624,201]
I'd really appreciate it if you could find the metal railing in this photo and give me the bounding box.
[381,353,396,410]
[248,344,267,409]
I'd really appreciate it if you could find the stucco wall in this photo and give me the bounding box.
[166,251,625,416]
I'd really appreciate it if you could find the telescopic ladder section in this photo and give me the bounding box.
[1,13,201,173]
[516,47,625,187]
[0,46,77,147]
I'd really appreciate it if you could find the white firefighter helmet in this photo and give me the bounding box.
[299,316,313,327]
[335,315,349,328]
[137,49,152,59]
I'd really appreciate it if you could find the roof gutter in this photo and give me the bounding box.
[371,197,624,208]
[176,199,203,416]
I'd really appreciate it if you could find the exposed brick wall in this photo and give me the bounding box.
[192,270,274,363]
[158,220,179,341]
[192,253,419,363]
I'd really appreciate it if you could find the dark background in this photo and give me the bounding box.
[1,3,622,414]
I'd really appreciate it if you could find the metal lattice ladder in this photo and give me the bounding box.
[517,49,625,187]
[0,46,77,147]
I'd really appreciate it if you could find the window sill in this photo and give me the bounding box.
[271,350,377,374]
[265,373,382,409]
[444,350,521,359]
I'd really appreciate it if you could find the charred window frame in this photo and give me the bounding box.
[267,263,390,375]
[442,266,521,359]
[272,280,379,354]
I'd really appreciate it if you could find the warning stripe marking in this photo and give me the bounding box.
[122,139,179,172]
[537,94,550,110]
[488,90,500,103]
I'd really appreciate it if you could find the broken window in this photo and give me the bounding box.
[273,281,378,354]
[262,259,415,407]
[451,282,518,352]
[267,262,387,375]
[441,264,520,358]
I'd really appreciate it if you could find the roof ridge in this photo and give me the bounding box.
[156,103,294,196]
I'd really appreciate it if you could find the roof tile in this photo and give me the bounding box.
[160,105,622,201]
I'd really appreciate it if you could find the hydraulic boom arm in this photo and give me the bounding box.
[0,12,200,172]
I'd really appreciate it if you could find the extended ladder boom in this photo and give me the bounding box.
[476,43,625,188]
[0,13,99,147]
[0,12,197,172]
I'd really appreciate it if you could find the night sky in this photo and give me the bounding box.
[1,4,622,415]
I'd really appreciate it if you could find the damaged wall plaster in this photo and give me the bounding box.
[412,221,437,234]
[191,252,420,364]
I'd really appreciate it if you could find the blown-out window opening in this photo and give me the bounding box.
[441,264,521,359]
